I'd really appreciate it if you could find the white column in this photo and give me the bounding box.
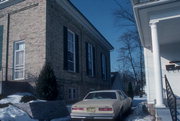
[150,22,164,108]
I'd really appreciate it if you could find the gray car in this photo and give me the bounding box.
[70,90,132,120]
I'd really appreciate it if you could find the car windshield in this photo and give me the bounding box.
[85,92,117,99]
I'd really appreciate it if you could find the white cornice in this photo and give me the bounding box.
[56,0,114,51]
[150,10,180,24]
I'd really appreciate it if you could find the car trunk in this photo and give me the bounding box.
[72,99,117,114]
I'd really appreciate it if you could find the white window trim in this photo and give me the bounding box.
[13,40,25,80]
[67,29,76,72]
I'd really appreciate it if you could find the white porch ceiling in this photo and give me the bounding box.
[135,0,180,47]
[158,17,180,45]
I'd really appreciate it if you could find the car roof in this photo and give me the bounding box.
[88,90,121,93]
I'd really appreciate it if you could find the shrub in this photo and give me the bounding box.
[127,82,134,99]
[36,62,58,100]
[20,95,37,103]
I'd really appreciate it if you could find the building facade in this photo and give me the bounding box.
[0,0,113,102]
[132,0,180,107]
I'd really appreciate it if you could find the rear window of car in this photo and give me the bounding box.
[85,92,117,99]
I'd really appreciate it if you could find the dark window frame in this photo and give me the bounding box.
[63,26,79,73]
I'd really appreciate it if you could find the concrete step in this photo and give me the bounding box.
[156,108,172,121]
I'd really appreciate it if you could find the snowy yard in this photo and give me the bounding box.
[0,93,70,121]
[124,103,154,121]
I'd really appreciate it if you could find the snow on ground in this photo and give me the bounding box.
[0,93,70,121]
[125,103,154,121]
[126,115,154,121]
[0,105,37,121]
[132,96,147,108]
[0,93,32,104]
[133,96,147,101]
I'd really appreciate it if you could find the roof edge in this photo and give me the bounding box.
[65,0,114,50]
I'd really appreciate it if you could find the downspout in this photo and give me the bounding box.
[5,13,10,82]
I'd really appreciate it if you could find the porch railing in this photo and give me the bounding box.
[165,75,177,121]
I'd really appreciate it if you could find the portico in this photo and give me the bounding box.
[132,0,180,107]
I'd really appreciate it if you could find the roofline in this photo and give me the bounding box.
[0,0,114,50]
[67,0,114,50]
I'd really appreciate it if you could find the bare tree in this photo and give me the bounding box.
[118,31,138,80]
[114,0,145,95]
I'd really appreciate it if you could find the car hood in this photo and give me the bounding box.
[73,99,117,107]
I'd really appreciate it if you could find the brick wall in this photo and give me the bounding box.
[0,0,112,101]
[46,1,111,101]
[0,0,46,83]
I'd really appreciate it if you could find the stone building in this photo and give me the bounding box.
[0,0,113,102]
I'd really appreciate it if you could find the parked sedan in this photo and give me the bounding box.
[70,90,132,120]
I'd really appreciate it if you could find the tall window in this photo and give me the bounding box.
[67,30,76,72]
[0,25,3,70]
[101,54,107,80]
[14,41,25,80]
[63,26,79,73]
[86,43,95,77]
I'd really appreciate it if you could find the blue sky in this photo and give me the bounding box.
[70,0,127,72]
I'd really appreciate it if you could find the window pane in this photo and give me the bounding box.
[16,51,24,65]
[68,61,74,71]
[67,52,74,61]
[14,70,24,79]
[68,31,73,42]
[85,92,117,99]
[68,40,71,51]
[67,30,75,72]
[16,42,25,50]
